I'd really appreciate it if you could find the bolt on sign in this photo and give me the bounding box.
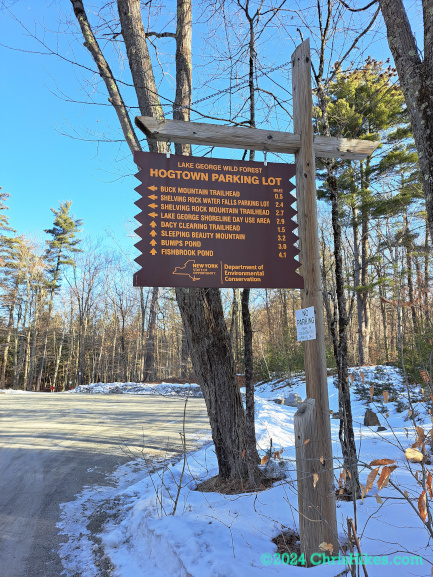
[133,151,303,289]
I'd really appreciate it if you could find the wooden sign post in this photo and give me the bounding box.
[291,39,338,560]
[134,38,379,564]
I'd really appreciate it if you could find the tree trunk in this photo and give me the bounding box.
[241,288,260,479]
[378,272,390,362]
[360,186,370,365]
[424,224,431,325]
[328,170,360,497]
[117,0,166,153]
[35,295,54,391]
[111,324,117,382]
[143,286,158,381]
[0,286,17,388]
[176,287,249,479]
[180,326,189,379]
[53,330,65,390]
[27,290,42,390]
[77,316,88,386]
[379,0,433,243]
[404,212,419,333]
[173,0,192,156]
[229,288,239,361]
[139,288,149,380]
[352,204,364,365]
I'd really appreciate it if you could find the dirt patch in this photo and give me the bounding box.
[85,497,123,577]
[195,474,279,495]
[272,529,301,556]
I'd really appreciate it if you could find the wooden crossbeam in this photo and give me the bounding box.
[135,116,380,160]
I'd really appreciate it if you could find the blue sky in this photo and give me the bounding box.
[1,1,138,253]
[0,0,422,256]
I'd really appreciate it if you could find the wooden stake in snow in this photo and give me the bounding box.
[295,399,338,565]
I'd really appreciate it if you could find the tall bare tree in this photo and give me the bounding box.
[378,0,433,243]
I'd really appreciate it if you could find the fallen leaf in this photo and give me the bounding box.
[304,439,310,446]
[339,488,344,495]
[366,468,380,494]
[313,473,319,488]
[360,372,365,383]
[369,459,395,466]
[241,449,246,459]
[405,448,424,463]
[383,391,389,403]
[418,491,427,523]
[375,494,383,504]
[261,455,269,465]
[259,483,266,490]
[369,385,374,400]
[319,542,334,554]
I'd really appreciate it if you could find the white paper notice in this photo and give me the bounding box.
[295,306,316,341]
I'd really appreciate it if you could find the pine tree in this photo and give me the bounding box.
[318,59,409,365]
[35,201,82,391]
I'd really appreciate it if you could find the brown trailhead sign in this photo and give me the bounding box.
[133,151,303,288]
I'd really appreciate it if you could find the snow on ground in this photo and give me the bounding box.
[0,388,36,393]
[70,381,203,397]
[58,366,433,576]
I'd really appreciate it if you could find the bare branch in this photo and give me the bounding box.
[336,0,378,12]
[147,31,176,38]
[70,0,141,153]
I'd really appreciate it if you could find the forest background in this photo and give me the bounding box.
[0,0,431,392]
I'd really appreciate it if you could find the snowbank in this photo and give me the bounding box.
[58,366,432,576]
[70,381,203,397]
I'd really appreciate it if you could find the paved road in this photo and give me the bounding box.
[0,392,210,577]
